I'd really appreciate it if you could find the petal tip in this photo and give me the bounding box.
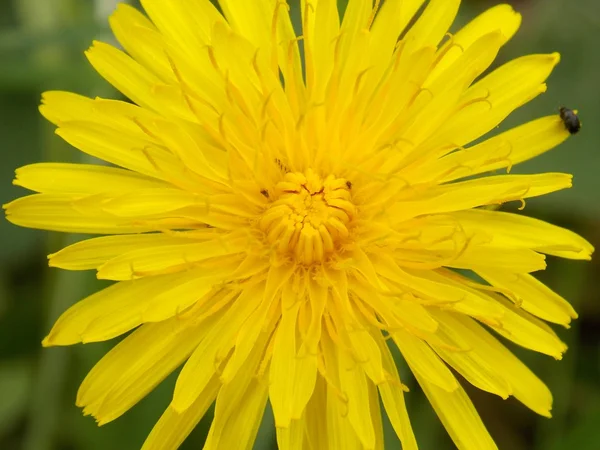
[96,418,110,427]
[169,398,191,415]
[85,40,106,56]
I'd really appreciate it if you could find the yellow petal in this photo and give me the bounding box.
[383,65,466,154]
[453,209,593,260]
[366,32,502,162]
[77,317,208,424]
[376,338,418,450]
[39,91,96,125]
[483,293,567,359]
[336,0,371,72]
[425,32,504,96]
[341,0,371,30]
[109,3,176,83]
[140,270,243,324]
[4,194,197,234]
[209,22,266,117]
[48,230,223,271]
[310,0,339,102]
[304,376,329,449]
[40,92,215,164]
[321,337,363,450]
[300,0,317,100]
[478,270,577,326]
[142,376,221,450]
[350,246,384,288]
[140,0,224,49]
[42,269,226,345]
[96,234,246,280]
[349,277,439,335]
[219,284,278,383]
[361,46,435,137]
[369,0,426,75]
[14,163,168,195]
[324,28,370,141]
[221,259,293,383]
[369,380,385,450]
[444,245,546,273]
[217,0,274,49]
[86,41,163,110]
[172,283,265,412]
[134,0,227,110]
[429,314,512,399]
[296,276,326,353]
[402,0,460,55]
[392,327,458,392]
[373,254,505,320]
[204,377,269,450]
[40,91,156,130]
[276,416,305,450]
[54,121,189,185]
[203,326,271,450]
[98,189,208,218]
[326,387,363,450]
[467,51,559,102]
[141,121,229,186]
[345,328,386,385]
[337,348,375,449]
[395,32,504,166]
[219,0,303,108]
[415,372,498,450]
[428,4,521,81]
[410,115,571,184]
[388,173,573,223]
[438,312,554,417]
[269,300,317,428]
[264,262,297,308]
[390,297,440,334]
[432,53,560,148]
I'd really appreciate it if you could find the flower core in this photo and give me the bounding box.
[259,169,355,265]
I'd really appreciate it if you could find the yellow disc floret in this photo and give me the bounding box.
[259,169,355,265]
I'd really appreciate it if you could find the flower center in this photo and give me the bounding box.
[259,169,356,265]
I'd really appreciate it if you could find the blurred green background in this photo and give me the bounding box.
[0,0,599,449]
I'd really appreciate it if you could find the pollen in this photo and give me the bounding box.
[259,169,355,265]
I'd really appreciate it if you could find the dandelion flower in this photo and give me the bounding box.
[5,1,594,449]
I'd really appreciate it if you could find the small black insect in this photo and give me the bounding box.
[260,189,269,198]
[275,158,289,173]
[559,107,581,135]
[346,181,352,189]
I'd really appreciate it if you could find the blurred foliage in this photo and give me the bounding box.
[0,0,599,449]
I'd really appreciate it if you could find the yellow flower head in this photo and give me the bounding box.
[4,1,594,449]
